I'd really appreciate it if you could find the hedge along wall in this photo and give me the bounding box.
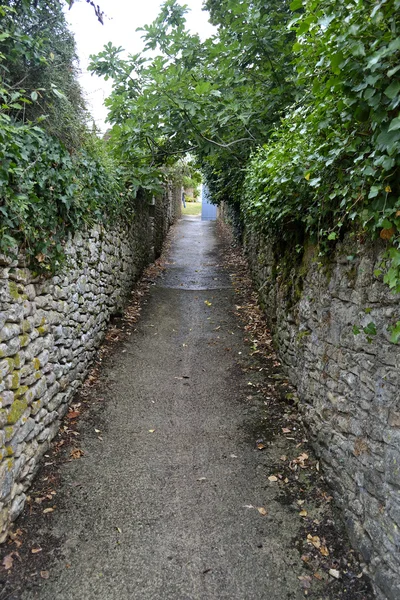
[238,214,400,600]
[0,186,181,542]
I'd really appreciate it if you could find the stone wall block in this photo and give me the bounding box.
[0,324,21,344]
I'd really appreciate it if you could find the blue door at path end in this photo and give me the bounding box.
[201,185,217,221]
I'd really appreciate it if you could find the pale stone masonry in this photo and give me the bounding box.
[0,186,181,542]
[242,222,400,600]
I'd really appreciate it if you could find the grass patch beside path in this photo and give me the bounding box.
[182,202,202,216]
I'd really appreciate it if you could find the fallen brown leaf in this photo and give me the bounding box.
[70,448,84,459]
[2,554,13,570]
[31,547,42,554]
[67,411,80,420]
[268,475,278,482]
[320,545,329,557]
[307,534,321,549]
[40,570,50,579]
[9,529,22,541]
[257,507,267,516]
[43,507,54,514]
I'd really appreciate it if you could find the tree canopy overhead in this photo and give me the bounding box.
[91,0,400,301]
[0,0,123,269]
[89,0,296,202]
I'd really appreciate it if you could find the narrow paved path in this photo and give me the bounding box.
[23,217,305,599]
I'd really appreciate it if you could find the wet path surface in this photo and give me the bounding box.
[7,217,372,600]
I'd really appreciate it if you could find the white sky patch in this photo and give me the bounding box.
[65,0,215,132]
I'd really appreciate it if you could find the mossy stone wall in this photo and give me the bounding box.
[0,187,181,542]
[223,203,400,600]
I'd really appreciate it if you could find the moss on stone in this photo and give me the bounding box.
[7,398,28,425]
[33,358,40,370]
[11,372,19,390]
[4,426,13,441]
[13,354,21,369]
[14,386,28,399]
[19,334,29,348]
[296,330,311,344]
[22,320,31,333]
[8,281,20,300]
[36,326,47,336]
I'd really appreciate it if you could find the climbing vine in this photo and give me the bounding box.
[244,0,400,278]
[0,1,127,271]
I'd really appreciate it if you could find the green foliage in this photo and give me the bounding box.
[389,320,400,343]
[89,0,296,205]
[0,1,128,271]
[90,0,400,319]
[0,0,87,149]
[353,321,378,344]
[0,114,124,271]
[245,0,400,255]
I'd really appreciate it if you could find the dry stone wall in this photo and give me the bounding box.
[153,186,182,258]
[241,219,400,600]
[0,188,181,542]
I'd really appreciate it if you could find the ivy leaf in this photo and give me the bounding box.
[368,186,379,199]
[388,117,400,132]
[363,322,377,337]
[384,81,400,100]
[389,321,400,344]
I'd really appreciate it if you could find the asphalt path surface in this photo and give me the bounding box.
[22,216,305,599]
